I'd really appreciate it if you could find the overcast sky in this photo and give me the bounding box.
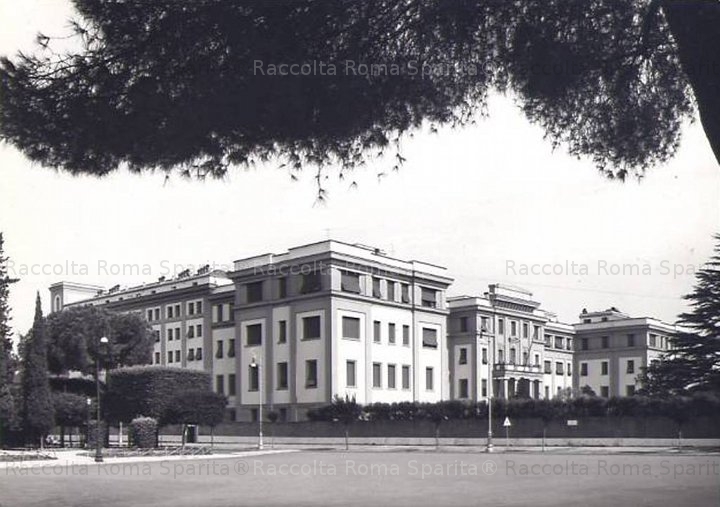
[1,0,719,338]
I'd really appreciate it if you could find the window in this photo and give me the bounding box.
[601,336,609,349]
[147,309,153,321]
[459,317,468,332]
[402,325,410,346]
[459,379,469,399]
[387,364,396,389]
[532,325,539,339]
[278,277,287,298]
[303,316,321,340]
[196,301,202,314]
[277,362,288,390]
[481,379,488,398]
[481,348,488,364]
[556,362,564,375]
[626,385,636,396]
[498,319,504,335]
[580,363,588,376]
[534,354,540,366]
[523,351,528,365]
[188,348,195,361]
[510,321,517,337]
[482,317,490,333]
[154,308,160,321]
[422,327,438,348]
[420,288,437,308]
[228,339,236,358]
[188,302,195,315]
[188,325,195,339]
[459,347,468,365]
[153,330,160,343]
[246,281,263,303]
[247,324,262,346]
[175,350,181,363]
[278,320,287,343]
[154,352,160,364]
[583,318,591,324]
[248,365,259,391]
[372,363,382,388]
[215,304,224,323]
[167,328,174,341]
[522,323,528,338]
[196,324,202,338]
[196,348,202,360]
[167,306,174,319]
[544,361,551,374]
[425,367,434,390]
[300,272,322,294]
[601,361,609,375]
[581,338,589,350]
[341,271,361,294]
[566,338,572,350]
[498,349,504,363]
[342,316,360,340]
[402,365,411,389]
[228,374,236,396]
[555,337,564,349]
[373,321,381,343]
[401,284,410,303]
[346,360,356,387]
[216,340,224,359]
[305,360,318,388]
[509,348,516,365]
[216,375,224,394]
[626,360,635,374]
[649,334,657,347]
[372,278,382,298]
[386,281,396,301]
[600,386,609,398]
[388,323,396,344]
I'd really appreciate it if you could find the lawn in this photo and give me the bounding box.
[1,450,718,507]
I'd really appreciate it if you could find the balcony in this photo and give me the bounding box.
[492,363,542,377]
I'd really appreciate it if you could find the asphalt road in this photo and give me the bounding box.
[1,451,718,507]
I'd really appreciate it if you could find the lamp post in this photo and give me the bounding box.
[481,324,494,453]
[95,336,109,463]
[250,356,263,450]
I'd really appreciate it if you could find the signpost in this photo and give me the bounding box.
[503,417,511,450]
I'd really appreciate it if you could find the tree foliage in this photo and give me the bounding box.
[46,305,153,376]
[0,234,18,443]
[639,234,720,396]
[162,389,227,427]
[0,0,706,190]
[53,391,88,428]
[20,294,55,443]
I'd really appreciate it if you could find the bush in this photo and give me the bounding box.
[129,417,157,448]
[162,390,227,427]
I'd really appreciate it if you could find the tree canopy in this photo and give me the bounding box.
[1,0,716,189]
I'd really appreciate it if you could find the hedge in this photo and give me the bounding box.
[129,417,158,448]
[106,366,210,423]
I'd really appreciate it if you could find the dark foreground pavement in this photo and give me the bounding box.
[1,451,718,507]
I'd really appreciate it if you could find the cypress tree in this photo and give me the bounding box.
[21,293,54,446]
[0,233,18,444]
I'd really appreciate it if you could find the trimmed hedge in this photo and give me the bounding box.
[129,416,157,448]
[162,389,227,427]
[106,366,211,423]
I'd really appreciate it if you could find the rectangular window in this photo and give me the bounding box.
[509,348,516,365]
[372,362,382,388]
[188,302,195,315]
[154,308,160,321]
[303,316,321,340]
[167,350,173,363]
[346,360,356,387]
[601,336,609,349]
[175,304,181,317]
[175,350,180,363]
[482,348,488,364]
[248,365,259,391]
[459,347,468,364]
[511,321,517,336]
[147,309,153,321]
[215,375,224,394]
[387,364,396,389]
[581,338,589,350]
[167,306,173,319]
[300,272,322,294]
[555,337,564,349]
[246,281,263,303]
[420,288,437,308]
[188,325,195,339]
[305,360,318,388]
[402,365,411,389]
[481,379,488,398]
[277,362,288,390]
[567,363,572,376]
[373,321,381,343]
[228,374,236,396]
[386,281,396,301]
[556,361,564,375]
[278,320,287,343]
[341,271,361,294]
[522,323,528,338]
[649,334,657,347]
[247,324,262,346]
[196,348,202,360]
[534,354,540,366]
[544,361,551,374]
[626,360,635,374]
[227,339,236,358]
[626,385,636,396]
[566,338,572,350]
[188,348,195,361]
[154,352,160,364]
[216,340,224,359]
[196,324,202,337]
[580,363,588,376]
[425,367,434,390]
[215,304,223,323]
[600,386,609,398]
[601,361,609,375]
[388,323,396,345]
[278,277,287,298]
[422,327,438,348]
[342,316,360,340]
[167,328,173,341]
[153,330,160,343]
[533,325,540,339]
[498,319,504,335]
[372,278,382,298]
[459,379,469,399]
[196,301,202,314]
[459,317,468,332]
[401,284,410,303]
[402,325,410,346]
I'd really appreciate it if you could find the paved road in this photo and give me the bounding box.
[1,451,718,506]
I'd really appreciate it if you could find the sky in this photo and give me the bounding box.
[1,0,719,339]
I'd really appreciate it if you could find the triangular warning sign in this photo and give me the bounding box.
[503,416,512,427]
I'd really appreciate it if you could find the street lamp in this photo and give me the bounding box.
[481,323,494,453]
[250,356,263,450]
[95,336,109,463]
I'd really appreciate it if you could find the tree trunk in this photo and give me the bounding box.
[344,427,349,451]
[542,427,546,452]
[181,424,186,449]
[211,426,215,450]
[60,426,65,447]
[435,425,440,450]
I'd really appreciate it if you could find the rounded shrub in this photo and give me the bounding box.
[129,416,158,448]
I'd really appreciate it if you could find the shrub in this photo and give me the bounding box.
[162,389,227,427]
[129,417,157,448]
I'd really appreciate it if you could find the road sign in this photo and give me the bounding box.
[503,416,511,427]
